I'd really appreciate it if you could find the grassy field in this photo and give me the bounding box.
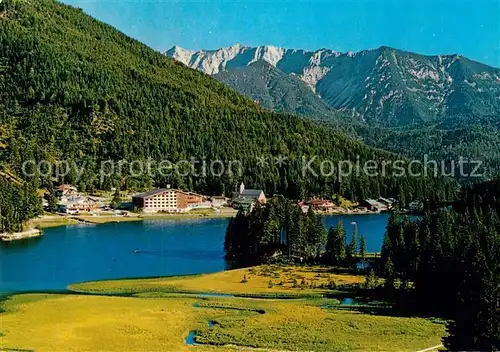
[1,266,445,351]
[30,208,238,230]
[69,265,368,296]
[0,293,210,351]
[29,215,80,229]
[196,300,445,351]
[74,215,143,224]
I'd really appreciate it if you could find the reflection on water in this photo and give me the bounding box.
[1,214,395,293]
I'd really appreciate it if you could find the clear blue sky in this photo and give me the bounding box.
[62,0,499,67]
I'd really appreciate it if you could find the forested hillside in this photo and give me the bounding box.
[214,61,343,121]
[380,178,500,350]
[0,0,454,210]
[356,115,500,181]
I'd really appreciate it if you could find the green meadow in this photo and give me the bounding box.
[1,266,446,352]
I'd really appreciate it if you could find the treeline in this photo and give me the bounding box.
[0,176,41,233]
[224,196,367,267]
[0,0,456,205]
[379,178,500,351]
[355,115,500,183]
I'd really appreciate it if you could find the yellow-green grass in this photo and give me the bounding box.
[29,216,79,229]
[69,265,367,296]
[74,215,143,224]
[32,211,238,230]
[0,293,215,352]
[0,292,445,352]
[196,299,445,351]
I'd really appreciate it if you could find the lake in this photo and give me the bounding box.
[0,213,394,293]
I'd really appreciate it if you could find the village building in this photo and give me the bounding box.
[55,184,78,197]
[132,188,205,213]
[231,183,266,210]
[58,195,98,214]
[307,199,337,211]
[210,196,227,208]
[360,199,387,212]
[378,197,396,210]
[409,200,424,213]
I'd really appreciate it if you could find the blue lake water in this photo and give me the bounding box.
[323,213,394,251]
[0,214,397,293]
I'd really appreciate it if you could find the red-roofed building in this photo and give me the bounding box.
[307,199,337,211]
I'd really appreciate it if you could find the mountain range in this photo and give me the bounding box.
[167,44,500,179]
[167,44,500,126]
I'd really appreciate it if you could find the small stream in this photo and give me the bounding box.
[321,297,360,309]
[185,318,216,345]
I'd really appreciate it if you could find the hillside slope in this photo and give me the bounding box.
[213,61,343,121]
[0,0,454,202]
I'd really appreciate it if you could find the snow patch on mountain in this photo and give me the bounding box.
[165,44,344,90]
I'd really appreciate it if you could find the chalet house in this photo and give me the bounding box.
[409,200,424,213]
[58,195,97,213]
[360,199,387,212]
[307,199,337,211]
[55,184,78,197]
[378,197,396,210]
[132,188,205,213]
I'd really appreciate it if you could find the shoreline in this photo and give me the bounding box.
[29,209,388,231]
[29,210,238,230]
[0,228,42,242]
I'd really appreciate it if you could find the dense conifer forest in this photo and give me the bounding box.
[224,178,500,350]
[0,175,41,233]
[0,0,457,231]
[380,178,500,350]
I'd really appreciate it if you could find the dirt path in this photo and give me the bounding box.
[416,344,443,352]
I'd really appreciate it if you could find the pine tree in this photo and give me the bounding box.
[45,183,58,213]
[336,221,347,263]
[359,234,367,261]
[110,189,121,209]
[364,268,377,289]
[383,257,396,291]
[325,226,337,264]
[444,223,500,351]
[351,222,358,256]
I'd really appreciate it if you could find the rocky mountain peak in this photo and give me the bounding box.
[166,44,500,127]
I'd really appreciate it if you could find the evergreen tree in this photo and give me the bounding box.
[336,221,347,263]
[110,189,121,209]
[383,257,396,291]
[364,269,377,289]
[359,234,367,261]
[45,183,58,213]
[444,217,500,351]
[325,226,337,264]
